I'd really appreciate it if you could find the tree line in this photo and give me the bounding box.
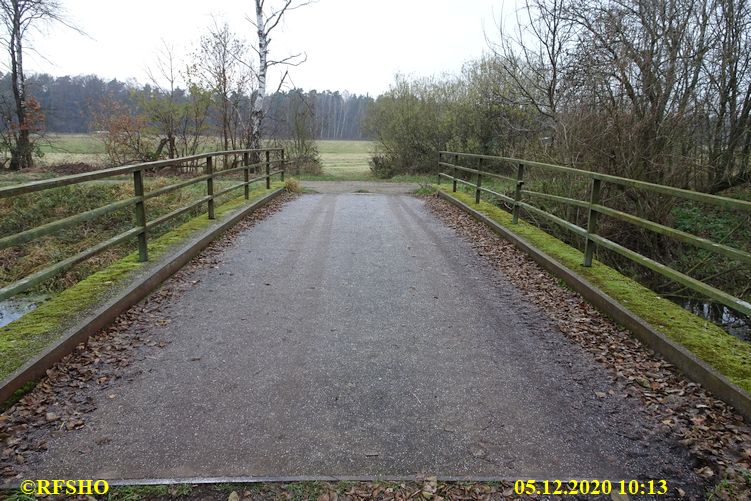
[0,72,373,145]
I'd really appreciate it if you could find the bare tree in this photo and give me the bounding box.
[0,0,76,169]
[144,41,213,160]
[567,0,710,186]
[144,41,181,159]
[489,0,576,156]
[248,0,309,151]
[193,22,253,151]
[702,0,751,192]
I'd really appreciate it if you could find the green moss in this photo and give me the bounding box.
[0,185,281,382]
[0,380,37,412]
[441,188,751,393]
[104,484,192,500]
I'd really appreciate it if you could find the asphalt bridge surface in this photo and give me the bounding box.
[31,193,694,481]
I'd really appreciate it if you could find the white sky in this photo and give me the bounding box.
[22,0,519,96]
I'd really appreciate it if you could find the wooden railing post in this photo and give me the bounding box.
[133,168,148,262]
[206,156,215,220]
[454,154,459,192]
[512,163,525,224]
[265,150,271,189]
[280,149,286,182]
[583,178,602,267]
[243,151,250,200]
[436,152,442,185]
[475,172,482,204]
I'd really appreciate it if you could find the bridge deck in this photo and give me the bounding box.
[24,193,695,482]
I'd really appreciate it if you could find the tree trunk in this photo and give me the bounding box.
[250,0,267,154]
[9,7,32,170]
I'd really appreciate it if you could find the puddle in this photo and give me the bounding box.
[0,296,46,328]
[681,299,750,342]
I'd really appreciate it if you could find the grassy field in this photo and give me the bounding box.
[37,133,108,167]
[316,140,374,178]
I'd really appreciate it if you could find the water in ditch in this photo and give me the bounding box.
[680,299,750,343]
[0,296,47,328]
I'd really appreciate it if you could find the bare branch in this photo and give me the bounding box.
[267,51,307,67]
[264,0,314,36]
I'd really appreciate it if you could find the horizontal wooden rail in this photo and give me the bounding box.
[479,186,515,204]
[441,151,751,212]
[0,196,140,250]
[438,150,751,318]
[145,175,211,200]
[0,148,283,198]
[591,204,751,266]
[438,161,515,182]
[0,148,288,302]
[0,228,143,301]
[522,189,590,209]
[213,182,249,199]
[588,233,751,317]
[518,200,588,238]
[212,158,285,178]
[145,196,212,231]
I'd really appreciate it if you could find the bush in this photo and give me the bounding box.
[291,156,323,176]
[284,177,301,193]
[369,153,396,179]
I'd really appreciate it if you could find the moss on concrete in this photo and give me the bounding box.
[0,185,281,382]
[441,188,751,393]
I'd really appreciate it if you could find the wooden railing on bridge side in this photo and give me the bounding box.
[437,151,751,318]
[0,148,288,302]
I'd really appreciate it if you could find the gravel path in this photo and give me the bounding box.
[5,193,701,491]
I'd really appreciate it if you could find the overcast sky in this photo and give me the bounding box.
[23,0,517,97]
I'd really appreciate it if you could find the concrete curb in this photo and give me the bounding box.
[0,188,285,404]
[439,190,751,422]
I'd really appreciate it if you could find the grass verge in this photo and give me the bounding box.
[440,187,751,393]
[0,184,281,384]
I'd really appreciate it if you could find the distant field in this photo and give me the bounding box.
[316,140,374,178]
[29,135,376,179]
[37,133,108,167]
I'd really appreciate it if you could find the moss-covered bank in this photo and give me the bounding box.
[440,187,751,393]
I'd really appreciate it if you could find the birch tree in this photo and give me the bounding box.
[249,0,309,151]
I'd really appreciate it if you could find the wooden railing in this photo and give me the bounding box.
[0,148,287,302]
[437,151,751,318]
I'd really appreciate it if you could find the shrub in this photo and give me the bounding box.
[369,153,396,179]
[284,177,301,193]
